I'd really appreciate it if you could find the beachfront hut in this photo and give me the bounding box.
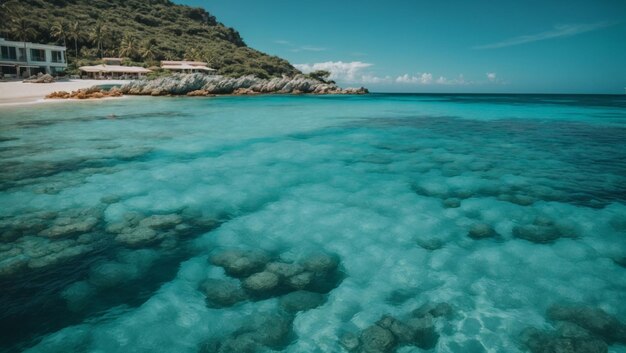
[79,61,151,79]
[161,61,216,75]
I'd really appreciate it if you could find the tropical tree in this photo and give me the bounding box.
[1,2,20,38]
[164,51,178,61]
[10,16,37,77]
[200,48,217,67]
[184,47,200,61]
[307,70,332,83]
[103,48,118,58]
[119,33,137,60]
[67,21,84,61]
[89,21,106,59]
[51,21,68,48]
[140,39,156,62]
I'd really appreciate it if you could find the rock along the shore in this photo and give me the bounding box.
[120,73,369,96]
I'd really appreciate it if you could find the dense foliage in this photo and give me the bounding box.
[306,70,334,84]
[0,0,300,78]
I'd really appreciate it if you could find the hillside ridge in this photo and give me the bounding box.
[0,0,299,78]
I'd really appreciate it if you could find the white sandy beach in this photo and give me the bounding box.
[0,79,130,106]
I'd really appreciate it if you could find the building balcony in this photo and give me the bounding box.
[0,58,26,63]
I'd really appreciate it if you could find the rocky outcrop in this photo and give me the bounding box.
[468,223,498,240]
[24,73,55,83]
[546,305,626,344]
[242,271,280,295]
[106,212,191,248]
[520,325,608,353]
[200,311,294,353]
[44,74,368,101]
[340,302,454,353]
[512,216,576,244]
[210,249,271,278]
[279,290,325,313]
[121,73,369,96]
[203,248,342,307]
[198,249,343,353]
[201,278,248,308]
[46,87,123,100]
[520,304,626,353]
[0,207,106,276]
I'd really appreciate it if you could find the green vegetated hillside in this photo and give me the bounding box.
[0,0,300,78]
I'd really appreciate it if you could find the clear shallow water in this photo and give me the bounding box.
[0,94,625,353]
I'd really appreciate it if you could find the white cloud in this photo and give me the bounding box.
[437,74,468,85]
[395,73,433,84]
[394,73,470,85]
[361,74,392,84]
[295,62,480,86]
[274,40,290,45]
[474,22,614,49]
[421,73,433,84]
[395,74,414,83]
[294,61,374,82]
[486,72,497,81]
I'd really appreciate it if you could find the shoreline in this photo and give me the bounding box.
[0,91,369,109]
[0,80,131,107]
[0,74,370,108]
[0,96,129,107]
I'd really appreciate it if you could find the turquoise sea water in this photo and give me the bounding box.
[0,94,625,353]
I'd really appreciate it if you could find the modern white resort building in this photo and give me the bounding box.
[0,37,67,78]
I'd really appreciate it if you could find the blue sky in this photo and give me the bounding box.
[177,0,626,93]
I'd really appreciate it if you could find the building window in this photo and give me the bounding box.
[50,66,66,74]
[30,48,46,62]
[1,65,17,75]
[51,50,64,63]
[18,48,26,61]
[1,46,17,60]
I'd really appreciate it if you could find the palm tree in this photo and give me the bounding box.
[51,21,68,48]
[10,16,37,77]
[164,51,177,61]
[184,47,200,61]
[67,21,84,62]
[1,2,20,38]
[90,21,106,59]
[119,33,137,60]
[140,39,156,62]
[201,49,216,67]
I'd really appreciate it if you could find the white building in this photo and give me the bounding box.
[161,61,216,74]
[0,37,67,78]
